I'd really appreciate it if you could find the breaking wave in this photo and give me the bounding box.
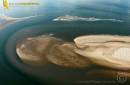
[0,15,42,29]
[0,15,41,23]
[53,15,123,22]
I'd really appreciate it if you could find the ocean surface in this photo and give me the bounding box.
[0,0,130,85]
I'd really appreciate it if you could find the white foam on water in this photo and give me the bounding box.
[53,15,123,22]
[0,15,42,22]
[0,15,43,29]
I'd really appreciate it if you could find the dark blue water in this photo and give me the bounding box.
[0,0,130,85]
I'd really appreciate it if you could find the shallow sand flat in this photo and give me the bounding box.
[74,35,130,70]
[16,36,64,65]
[47,43,91,68]
[16,36,92,68]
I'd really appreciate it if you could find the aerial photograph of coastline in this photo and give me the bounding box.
[0,0,130,85]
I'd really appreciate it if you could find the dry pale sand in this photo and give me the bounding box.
[74,35,130,48]
[74,35,130,70]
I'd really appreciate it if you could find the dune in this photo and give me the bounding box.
[74,35,130,70]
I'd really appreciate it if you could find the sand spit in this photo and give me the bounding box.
[16,35,130,70]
